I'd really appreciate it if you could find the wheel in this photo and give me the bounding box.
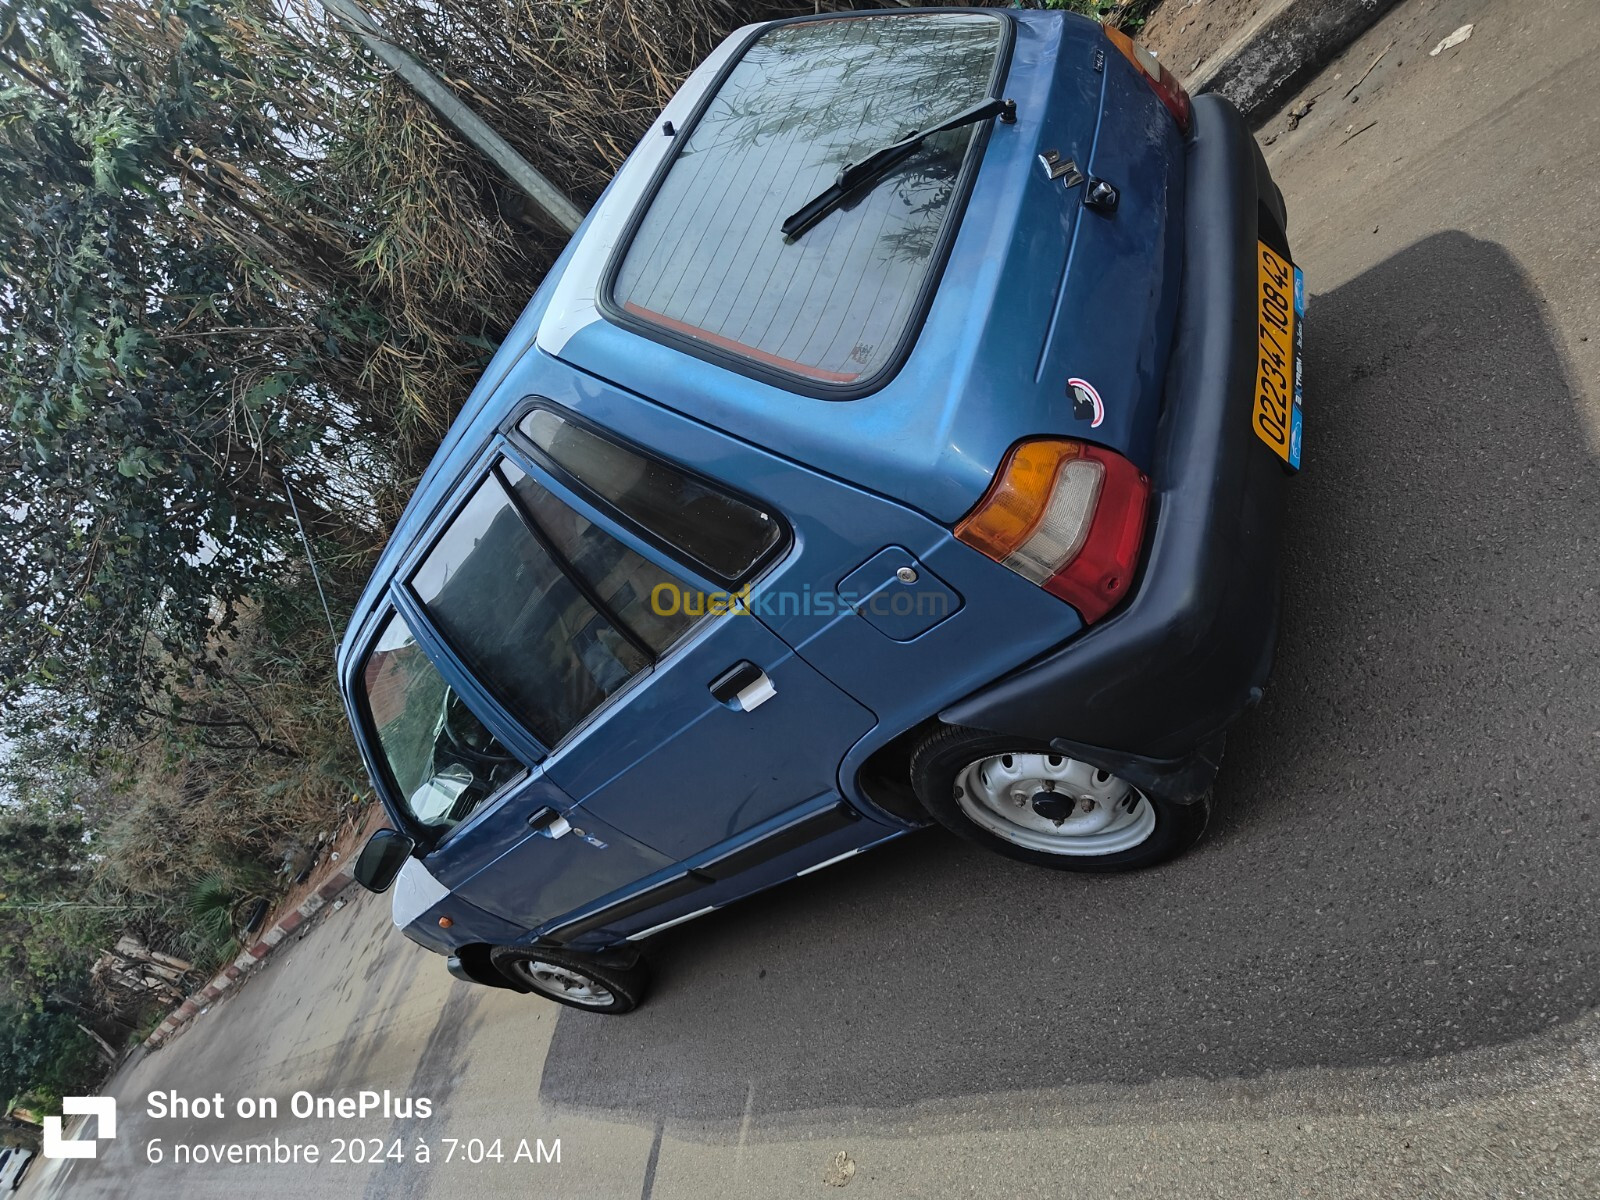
[488,945,650,1014]
[908,725,1210,872]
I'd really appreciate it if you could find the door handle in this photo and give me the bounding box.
[709,661,777,712]
[527,807,572,839]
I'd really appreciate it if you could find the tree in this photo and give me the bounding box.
[0,1007,105,1114]
[0,0,876,1052]
[0,0,373,741]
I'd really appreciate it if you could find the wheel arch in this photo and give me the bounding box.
[448,943,524,991]
[851,719,942,825]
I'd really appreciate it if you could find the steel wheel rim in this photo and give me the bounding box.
[954,752,1156,856]
[515,960,615,1008]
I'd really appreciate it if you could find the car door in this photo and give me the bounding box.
[348,606,672,932]
[496,412,878,863]
[419,765,675,933]
[385,424,876,932]
[546,603,878,862]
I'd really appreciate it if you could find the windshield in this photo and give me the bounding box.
[610,13,1007,388]
[358,612,523,831]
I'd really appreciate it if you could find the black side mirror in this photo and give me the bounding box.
[353,829,416,893]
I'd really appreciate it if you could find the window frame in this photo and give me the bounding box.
[506,397,791,587]
[376,434,752,763]
[595,9,1015,402]
[346,603,533,850]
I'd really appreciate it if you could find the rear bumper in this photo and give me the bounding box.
[940,94,1291,803]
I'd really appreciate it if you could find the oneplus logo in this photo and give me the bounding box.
[44,1097,116,1159]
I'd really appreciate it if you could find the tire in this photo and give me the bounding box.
[489,944,650,1014]
[908,725,1210,872]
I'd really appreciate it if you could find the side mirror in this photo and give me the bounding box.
[353,829,416,893]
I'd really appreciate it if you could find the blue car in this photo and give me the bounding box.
[341,8,1301,1013]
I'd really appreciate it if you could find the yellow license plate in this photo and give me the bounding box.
[1252,242,1303,469]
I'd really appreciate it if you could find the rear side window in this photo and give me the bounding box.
[498,458,693,655]
[409,465,696,748]
[518,407,782,583]
[609,13,1007,390]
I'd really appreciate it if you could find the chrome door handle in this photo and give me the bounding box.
[709,661,777,712]
[527,807,572,839]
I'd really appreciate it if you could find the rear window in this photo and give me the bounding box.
[610,13,1008,390]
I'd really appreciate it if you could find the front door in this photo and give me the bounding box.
[424,768,675,932]
[349,607,671,932]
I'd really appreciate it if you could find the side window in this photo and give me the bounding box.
[358,612,523,832]
[517,407,783,583]
[409,463,700,748]
[499,459,696,655]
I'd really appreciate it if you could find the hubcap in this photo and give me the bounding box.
[953,752,1156,856]
[513,960,615,1008]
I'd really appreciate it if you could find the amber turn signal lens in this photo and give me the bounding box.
[954,440,1088,562]
[956,437,1150,625]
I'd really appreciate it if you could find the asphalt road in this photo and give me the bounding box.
[32,0,1600,1195]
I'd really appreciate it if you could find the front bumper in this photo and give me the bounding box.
[941,94,1292,803]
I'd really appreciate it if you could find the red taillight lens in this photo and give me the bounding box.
[955,439,1150,624]
[1105,27,1192,134]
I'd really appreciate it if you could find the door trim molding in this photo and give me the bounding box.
[540,802,862,943]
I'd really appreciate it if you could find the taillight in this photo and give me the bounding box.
[1105,27,1192,134]
[955,439,1150,624]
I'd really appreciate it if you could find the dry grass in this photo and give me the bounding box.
[94,582,366,964]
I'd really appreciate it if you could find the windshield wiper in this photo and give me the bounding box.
[781,96,1016,241]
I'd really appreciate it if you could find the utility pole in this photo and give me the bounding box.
[321,0,586,235]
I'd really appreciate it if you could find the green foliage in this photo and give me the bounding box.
[1036,0,1158,30]
[187,872,238,957]
[0,0,384,743]
[1040,0,1111,13]
[0,791,121,1009]
[0,803,85,897]
[0,1007,105,1115]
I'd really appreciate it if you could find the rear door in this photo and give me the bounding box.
[496,408,878,863]
[547,605,876,862]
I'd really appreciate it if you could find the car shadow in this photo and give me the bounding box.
[535,232,1600,1132]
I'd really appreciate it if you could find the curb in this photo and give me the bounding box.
[1191,0,1405,123]
[142,861,358,1049]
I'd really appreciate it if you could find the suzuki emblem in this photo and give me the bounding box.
[1037,149,1086,188]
